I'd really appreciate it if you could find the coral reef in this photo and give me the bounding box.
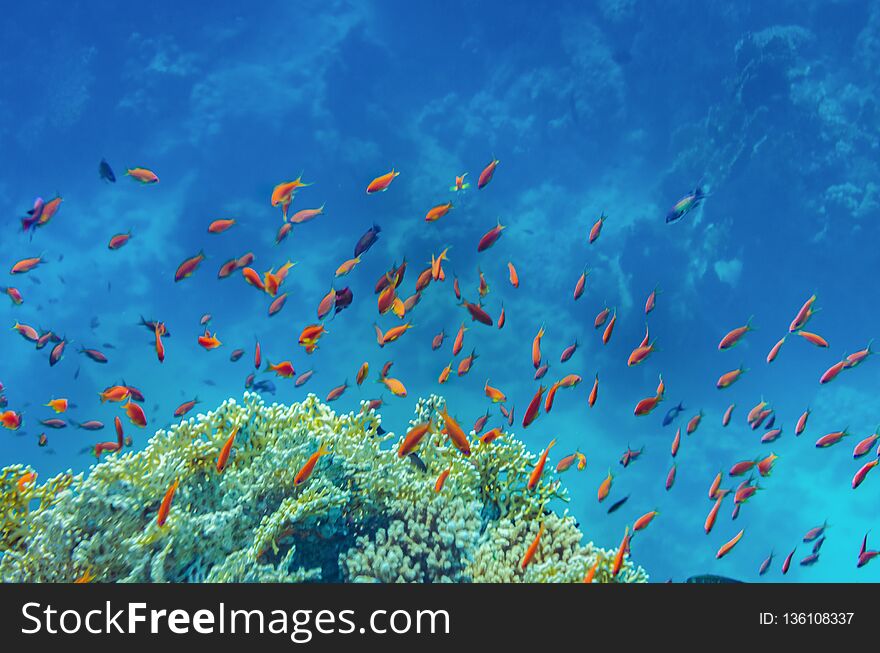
[0,392,647,583]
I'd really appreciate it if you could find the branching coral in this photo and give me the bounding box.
[0,392,647,584]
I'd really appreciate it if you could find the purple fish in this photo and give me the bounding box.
[560,341,578,363]
[40,418,67,429]
[334,287,353,314]
[72,420,104,431]
[49,340,66,366]
[353,224,381,258]
[79,347,108,363]
[230,349,244,362]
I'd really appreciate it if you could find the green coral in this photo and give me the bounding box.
[0,392,647,584]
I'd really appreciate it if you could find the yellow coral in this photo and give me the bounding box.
[0,392,647,584]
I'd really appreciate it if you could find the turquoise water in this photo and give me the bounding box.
[2,0,880,582]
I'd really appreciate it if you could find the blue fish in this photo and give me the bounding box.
[662,402,685,426]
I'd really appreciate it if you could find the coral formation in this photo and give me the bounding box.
[0,392,647,583]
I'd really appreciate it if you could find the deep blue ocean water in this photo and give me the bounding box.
[2,0,880,582]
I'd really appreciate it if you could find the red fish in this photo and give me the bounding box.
[477,158,499,189]
[156,479,179,526]
[815,429,849,448]
[796,330,828,348]
[290,205,325,225]
[174,251,205,282]
[573,267,590,300]
[766,336,786,363]
[644,286,660,314]
[477,219,506,252]
[716,365,747,389]
[852,458,878,489]
[718,317,753,350]
[522,385,545,428]
[108,232,132,250]
[123,400,147,428]
[589,213,606,244]
[819,359,847,384]
[722,403,735,427]
[208,218,236,234]
[789,294,817,332]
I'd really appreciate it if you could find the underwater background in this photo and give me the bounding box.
[2,0,880,582]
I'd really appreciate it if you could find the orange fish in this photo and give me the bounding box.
[457,349,478,376]
[356,362,369,386]
[241,267,266,291]
[366,169,400,194]
[611,526,630,577]
[573,267,590,300]
[633,510,658,532]
[508,262,519,288]
[588,374,599,407]
[299,324,328,354]
[627,341,657,367]
[126,167,159,184]
[197,329,222,350]
[336,257,361,277]
[208,218,236,234]
[716,366,747,389]
[634,393,663,416]
[398,420,434,458]
[796,330,829,348]
[716,529,745,559]
[583,559,600,583]
[431,247,449,281]
[439,407,470,456]
[154,324,165,363]
[99,385,131,403]
[174,251,205,282]
[381,323,414,345]
[544,381,560,413]
[484,379,507,403]
[452,323,467,356]
[216,426,239,473]
[0,410,22,430]
[45,398,69,413]
[598,469,613,502]
[381,376,407,397]
[10,257,43,274]
[520,522,544,570]
[156,479,179,526]
[498,303,506,329]
[266,360,296,378]
[271,176,311,218]
[425,202,453,222]
[438,360,453,384]
[434,468,451,493]
[532,325,545,369]
[16,472,37,493]
[527,438,557,491]
[602,310,617,345]
[294,443,331,486]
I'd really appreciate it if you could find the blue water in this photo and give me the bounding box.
[2,0,879,582]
